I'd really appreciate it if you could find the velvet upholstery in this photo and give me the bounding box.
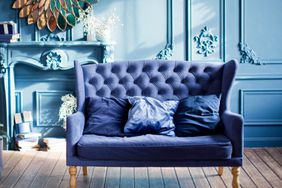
[67,59,243,168]
[174,95,220,136]
[77,134,232,161]
[84,97,130,136]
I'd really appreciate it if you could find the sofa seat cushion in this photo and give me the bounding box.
[77,134,232,161]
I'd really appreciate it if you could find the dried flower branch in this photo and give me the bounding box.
[78,8,121,41]
[59,94,77,121]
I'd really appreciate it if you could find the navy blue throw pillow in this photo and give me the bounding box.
[124,96,179,136]
[174,95,220,137]
[84,97,131,136]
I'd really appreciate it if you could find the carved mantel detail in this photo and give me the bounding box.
[40,34,65,42]
[42,49,69,70]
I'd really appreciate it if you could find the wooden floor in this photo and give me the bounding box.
[0,148,281,188]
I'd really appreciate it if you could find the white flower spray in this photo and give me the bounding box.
[59,94,77,129]
[78,7,121,41]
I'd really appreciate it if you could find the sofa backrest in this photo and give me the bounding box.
[75,60,237,113]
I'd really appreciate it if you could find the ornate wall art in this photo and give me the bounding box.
[155,44,173,60]
[12,0,98,32]
[194,26,218,57]
[238,43,262,65]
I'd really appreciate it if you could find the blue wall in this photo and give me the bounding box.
[0,0,282,147]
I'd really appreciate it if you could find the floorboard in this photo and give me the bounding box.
[120,167,134,188]
[134,167,149,188]
[175,167,195,188]
[29,152,61,188]
[202,167,226,188]
[245,149,282,188]
[0,148,281,188]
[1,151,36,188]
[148,167,164,188]
[14,151,48,188]
[161,167,180,188]
[90,167,106,188]
[189,167,211,188]
[105,167,120,188]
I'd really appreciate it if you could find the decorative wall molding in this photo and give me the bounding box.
[155,44,173,60]
[239,0,282,65]
[240,89,282,125]
[238,43,262,65]
[34,91,71,127]
[15,91,23,113]
[40,34,65,42]
[245,137,282,147]
[194,26,218,57]
[41,50,69,70]
[155,0,174,60]
[236,74,282,80]
[185,0,225,61]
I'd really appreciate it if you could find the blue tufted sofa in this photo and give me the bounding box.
[67,59,243,188]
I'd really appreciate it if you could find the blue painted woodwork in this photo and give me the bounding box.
[34,91,71,127]
[0,41,113,149]
[155,0,174,60]
[0,0,282,147]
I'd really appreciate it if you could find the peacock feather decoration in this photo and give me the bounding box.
[12,0,98,32]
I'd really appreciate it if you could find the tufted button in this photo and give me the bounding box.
[111,87,126,97]
[158,65,169,72]
[126,86,142,96]
[165,78,171,84]
[203,66,212,73]
[127,64,138,73]
[189,66,197,73]
[142,65,153,72]
[111,65,121,73]
[173,65,184,72]
[97,86,111,97]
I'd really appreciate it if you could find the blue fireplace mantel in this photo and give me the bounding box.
[0,41,114,149]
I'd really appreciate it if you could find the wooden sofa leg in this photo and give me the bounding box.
[83,166,88,176]
[69,166,77,188]
[231,167,240,188]
[218,167,223,176]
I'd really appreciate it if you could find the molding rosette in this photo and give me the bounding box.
[238,43,262,65]
[40,34,65,42]
[42,49,69,70]
[194,26,218,57]
[155,44,173,60]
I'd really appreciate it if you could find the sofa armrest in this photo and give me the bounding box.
[66,111,85,158]
[221,111,244,158]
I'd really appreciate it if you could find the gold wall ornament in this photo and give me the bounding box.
[12,0,99,32]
